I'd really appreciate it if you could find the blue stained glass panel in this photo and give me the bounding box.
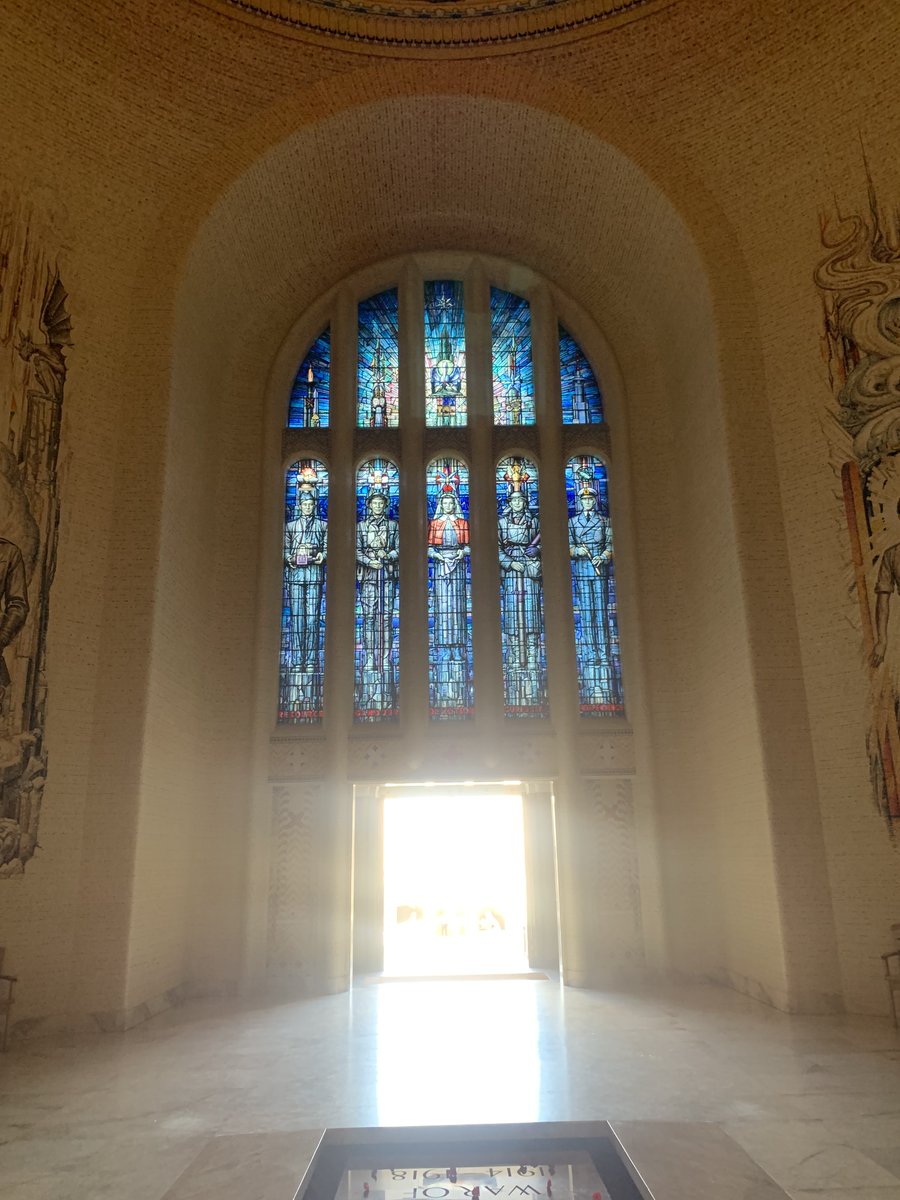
[280,460,329,723]
[288,329,330,427]
[425,281,466,426]
[427,458,474,719]
[355,459,401,722]
[496,456,548,718]
[560,326,604,424]
[358,290,400,427]
[566,455,624,716]
[491,289,535,425]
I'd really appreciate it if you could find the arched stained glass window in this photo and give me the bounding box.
[497,456,548,717]
[566,455,624,715]
[277,263,628,731]
[560,326,603,424]
[355,459,400,722]
[425,281,466,427]
[427,458,473,719]
[491,289,534,425]
[288,329,330,427]
[280,460,329,723]
[358,290,399,427]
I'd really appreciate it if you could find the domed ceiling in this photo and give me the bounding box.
[201,0,675,54]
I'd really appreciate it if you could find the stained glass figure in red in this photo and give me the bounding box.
[427,458,473,717]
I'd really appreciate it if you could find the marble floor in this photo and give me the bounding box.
[1,979,899,1199]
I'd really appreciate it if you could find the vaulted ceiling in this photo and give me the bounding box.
[199,0,676,53]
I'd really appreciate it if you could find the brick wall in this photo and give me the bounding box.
[0,0,897,1025]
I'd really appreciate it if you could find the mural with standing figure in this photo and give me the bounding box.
[0,193,70,874]
[817,178,900,834]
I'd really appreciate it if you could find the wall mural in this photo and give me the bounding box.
[0,194,70,875]
[817,182,900,835]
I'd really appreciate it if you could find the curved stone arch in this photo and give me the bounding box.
[141,77,834,1008]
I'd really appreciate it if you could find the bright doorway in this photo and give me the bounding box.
[381,787,530,977]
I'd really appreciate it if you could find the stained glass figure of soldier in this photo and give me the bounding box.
[497,457,547,716]
[427,459,472,717]
[355,460,400,720]
[281,462,328,721]
[566,455,624,715]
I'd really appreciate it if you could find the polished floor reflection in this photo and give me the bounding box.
[1,980,899,1199]
[375,981,541,1124]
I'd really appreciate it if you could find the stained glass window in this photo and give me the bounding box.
[491,289,535,425]
[496,456,548,717]
[280,460,329,723]
[560,326,603,424]
[566,456,624,716]
[288,329,330,428]
[355,459,400,722]
[358,290,400,427]
[425,281,466,426]
[427,458,474,719]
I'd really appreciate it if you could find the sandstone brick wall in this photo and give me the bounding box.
[0,0,897,1025]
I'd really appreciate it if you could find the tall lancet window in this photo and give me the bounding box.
[425,281,466,426]
[566,456,624,716]
[280,460,329,723]
[358,290,400,427]
[427,458,473,719]
[491,289,535,425]
[560,326,604,424]
[497,456,548,717]
[354,459,400,722]
[288,329,330,427]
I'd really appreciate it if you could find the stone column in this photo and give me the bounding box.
[466,263,503,749]
[317,284,356,993]
[400,262,429,762]
[533,285,593,986]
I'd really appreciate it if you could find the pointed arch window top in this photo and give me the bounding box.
[560,325,604,425]
[358,290,399,427]
[491,288,535,426]
[289,328,330,428]
[425,281,467,427]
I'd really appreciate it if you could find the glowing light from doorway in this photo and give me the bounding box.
[382,792,528,977]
